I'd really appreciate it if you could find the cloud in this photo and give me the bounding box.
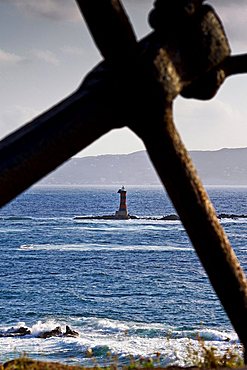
[0,47,59,67]
[0,48,25,65]
[31,49,59,65]
[174,96,247,150]
[5,0,81,22]
[176,97,241,123]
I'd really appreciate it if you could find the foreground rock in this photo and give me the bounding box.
[64,325,79,337]
[218,213,247,219]
[74,214,179,221]
[0,325,79,339]
[0,326,31,337]
[38,326,62,339]
[75,213,247,222]
[38,325,79,339]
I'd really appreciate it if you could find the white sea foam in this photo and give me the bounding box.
[74,218,182,229]
[0,228,24,233]
[18,243,193,252]
[0,317,241,366]
[73,318,241,366]
[220,218,247,224]
[30,320,65,337]
[20,244,34,250]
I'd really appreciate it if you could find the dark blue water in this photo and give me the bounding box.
[0,186,246,365]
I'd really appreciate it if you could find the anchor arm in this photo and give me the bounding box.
[0,63,124,207]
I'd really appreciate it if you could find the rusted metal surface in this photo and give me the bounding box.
[1,0,247,362]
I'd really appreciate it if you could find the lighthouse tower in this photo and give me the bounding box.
[115,186,129,219]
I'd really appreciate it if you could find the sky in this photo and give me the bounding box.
[0,1,247,157]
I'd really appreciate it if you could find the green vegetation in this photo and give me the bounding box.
[184,337,244,369]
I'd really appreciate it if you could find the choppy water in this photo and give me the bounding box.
[0,186,246,366]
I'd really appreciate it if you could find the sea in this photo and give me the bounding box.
[0,185,246,366]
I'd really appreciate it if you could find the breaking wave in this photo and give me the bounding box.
[18,243,193,252]
[0,318,241,366]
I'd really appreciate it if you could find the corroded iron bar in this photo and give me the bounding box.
[0,65,123,207]
[224,54,247,77]
[76,0,137,65]
[135,108,247,362]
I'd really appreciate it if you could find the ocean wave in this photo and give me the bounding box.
[30,320,65,337]
[73,218,182,230]
[78,317,237,342]
[71,318,241,367]
[18,243,193,252]
[0,216,33,221]
[0,228,24,233]
[0,318,241,367]
[0,216,69,223]
[171,327,238,343]
[20,244,34,250]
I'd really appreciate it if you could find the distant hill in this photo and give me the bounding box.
[38,148,247,186]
